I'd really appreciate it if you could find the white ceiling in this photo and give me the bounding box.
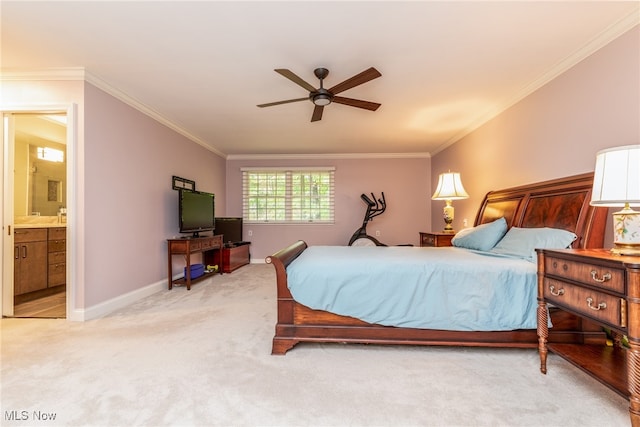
[2,1,638,157]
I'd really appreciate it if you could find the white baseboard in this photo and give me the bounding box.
[69,261,267,321]
[70,279,167,321]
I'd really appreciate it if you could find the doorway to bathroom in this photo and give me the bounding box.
[3,112,67,318]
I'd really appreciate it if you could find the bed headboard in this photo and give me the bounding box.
[474,172,607,249]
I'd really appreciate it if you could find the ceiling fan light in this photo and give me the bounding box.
[313,94,332,106]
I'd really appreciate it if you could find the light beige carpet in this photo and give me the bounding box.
[0,264,629,426]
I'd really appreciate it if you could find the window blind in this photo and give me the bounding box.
[242,168,335,224]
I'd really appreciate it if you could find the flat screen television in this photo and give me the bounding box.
[214,217,243,245]
[178,189,215,237]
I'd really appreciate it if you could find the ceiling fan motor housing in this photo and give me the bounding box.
[311,68,332,105]
[311,88,332,106]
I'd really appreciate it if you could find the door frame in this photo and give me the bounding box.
[2,104,77,319]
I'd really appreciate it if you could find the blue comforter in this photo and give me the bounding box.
[286,246,540,331]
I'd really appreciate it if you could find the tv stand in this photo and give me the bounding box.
[167,235,222,290]
[214,242,251,273]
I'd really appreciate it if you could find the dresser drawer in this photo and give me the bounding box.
[48,262,66,286]
[48,251,66,264]
[543,278,625,330]
[14,228,47,243]
[189,241,202,251]
[544,256,625,294]
[201,237,219,250]
[48,227,66,240]
[419,232,453,247]
[422,235,436,246]
[48,240,66,253]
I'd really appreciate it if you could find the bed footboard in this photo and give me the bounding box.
[265,240,307,355]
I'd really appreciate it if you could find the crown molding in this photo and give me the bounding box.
[226,152,431,161]
[0,67,226,159]
[83,71,224,159]
[431,9,640,156]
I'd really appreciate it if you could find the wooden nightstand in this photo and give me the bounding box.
[537,248,640,425]
[419,232,454,247]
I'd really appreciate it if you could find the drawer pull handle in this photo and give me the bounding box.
[586,297,606,311]
[590,270,611,283]
[549,285,564,296]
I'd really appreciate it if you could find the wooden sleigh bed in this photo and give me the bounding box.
[266,173,608,355]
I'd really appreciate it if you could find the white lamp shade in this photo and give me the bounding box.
[432,172,469,200]
[591,145,640,207]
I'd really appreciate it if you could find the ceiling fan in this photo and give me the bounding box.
[257,67,382,122]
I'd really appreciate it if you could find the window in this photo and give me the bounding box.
[242,168,335,224]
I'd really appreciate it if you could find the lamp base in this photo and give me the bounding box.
[611,207,640,256]
[442,200,455,234]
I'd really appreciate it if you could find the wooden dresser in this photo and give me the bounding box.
[537,248,640,425]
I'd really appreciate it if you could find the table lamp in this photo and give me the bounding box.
[431,172,469,234]
[590,145,640,255]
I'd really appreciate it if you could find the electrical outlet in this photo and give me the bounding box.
[463,218,468,228]
[375,230,380,237]
[248,230,253,237]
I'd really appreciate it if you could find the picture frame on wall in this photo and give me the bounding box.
[172,175,195,191]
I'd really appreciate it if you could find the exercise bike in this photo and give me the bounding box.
[348,192,387,246]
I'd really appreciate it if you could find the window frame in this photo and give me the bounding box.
[242,167,335,225]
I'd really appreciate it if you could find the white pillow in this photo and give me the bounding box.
[490,227,577,262]
[451,217,508,252]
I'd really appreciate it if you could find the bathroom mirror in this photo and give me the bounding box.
[13,114,67,219]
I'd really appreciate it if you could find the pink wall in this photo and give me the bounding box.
[83,83,226,306]
[431,25,640,247]
[225,156,431,259]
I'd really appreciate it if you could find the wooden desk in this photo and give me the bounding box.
[537,249,640,426]
[167,235,222,290]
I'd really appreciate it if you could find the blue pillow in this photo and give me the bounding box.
[451,217,508,251]
[490,227,577,262]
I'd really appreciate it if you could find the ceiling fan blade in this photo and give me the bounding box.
[311,105,324,122]
[275,69,317,92]
[328,67,381,95]
[332,96,381,111]
[257,97,308,108]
